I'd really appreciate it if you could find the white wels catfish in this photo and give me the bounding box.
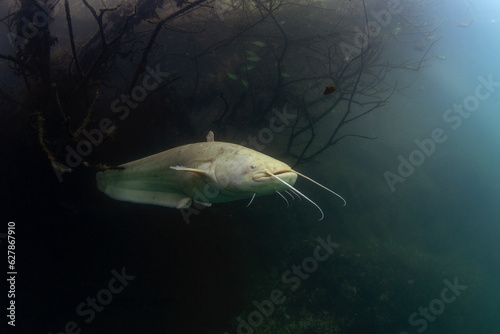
[96,131,345,220]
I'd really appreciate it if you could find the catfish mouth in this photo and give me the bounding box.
[252,170,296,182]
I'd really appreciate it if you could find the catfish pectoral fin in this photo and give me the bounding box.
[176,197,192,209]
[170,166,209,175]
[194,200,212,207]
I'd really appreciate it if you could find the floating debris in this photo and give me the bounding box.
[241,79,249,88]
[227,72,239,80]
[281,72,290,78]
[456,19,474,28]
[245,50,259,57]
[251,41,266,47]
[245,50,261,62]
[323,86,337,95]
[413,43,426,51]
[246,56,261,62]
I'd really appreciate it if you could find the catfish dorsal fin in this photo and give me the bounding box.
[206,131,214,142]
[170,166,209,175]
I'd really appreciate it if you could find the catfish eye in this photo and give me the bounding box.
[250,164,256,169]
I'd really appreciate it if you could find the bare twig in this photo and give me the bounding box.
[73,89,99,138]
[64,0,83,80]
[36,112,72,174]
[129,0,209,91]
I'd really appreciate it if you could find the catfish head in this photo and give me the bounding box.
[211,145,298,199]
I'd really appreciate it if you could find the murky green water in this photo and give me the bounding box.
[1,0,499,333]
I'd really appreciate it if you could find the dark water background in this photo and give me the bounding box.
[1,0,499,333]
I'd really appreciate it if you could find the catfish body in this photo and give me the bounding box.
[96,136,297,209]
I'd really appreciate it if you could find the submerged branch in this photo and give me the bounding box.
[65,0,83,80]
[129,0,209,91]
